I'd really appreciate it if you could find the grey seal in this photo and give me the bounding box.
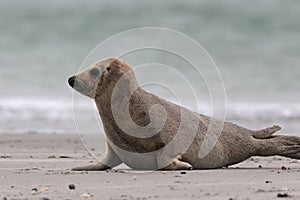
[68,58,300,170]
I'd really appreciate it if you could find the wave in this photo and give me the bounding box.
[0,97,299,134]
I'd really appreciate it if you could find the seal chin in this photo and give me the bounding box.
[76,87,96,99]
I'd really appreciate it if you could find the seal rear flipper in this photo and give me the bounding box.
[72,163,110,171]
[252,125,281,139]
[254,134,300,160]
[158,155,193,170]
[160,159,193,170]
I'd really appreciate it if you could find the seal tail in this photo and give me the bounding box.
[71,163,110,171]
[252,125,281,139]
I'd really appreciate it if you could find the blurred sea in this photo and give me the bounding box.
[0,0,299,134]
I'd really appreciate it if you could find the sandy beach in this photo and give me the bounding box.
[1,0,300,199]
[0,133,299,200]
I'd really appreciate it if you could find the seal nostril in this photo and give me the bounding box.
[68,76,76,88]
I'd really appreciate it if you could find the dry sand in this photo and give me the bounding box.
[1,133,300,200]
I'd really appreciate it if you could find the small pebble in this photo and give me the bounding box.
[68,184,76,190]
[0,155,12,158]
[180,171,186,174]
[258,165,262,168]
[170,186,179,190]
[257,189,266,193]
[42,197,50,200]
[265,180,272,183]
[59,155,72,158]
[277,192,288,198]
[31,188,39,195]
[41,187,49,191]
[281,166,287,170]
[80,193,93,198]
[48,155,56,159]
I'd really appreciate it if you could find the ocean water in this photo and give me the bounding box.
[0,0,300,134]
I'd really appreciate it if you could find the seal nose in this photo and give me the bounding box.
[68,76,76,88]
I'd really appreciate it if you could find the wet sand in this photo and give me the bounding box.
[0,134,300,200]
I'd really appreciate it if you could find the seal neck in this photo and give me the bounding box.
[94,73,141,118]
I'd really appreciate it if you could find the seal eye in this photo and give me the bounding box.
[90,68,100,78]
[106,67,111,72]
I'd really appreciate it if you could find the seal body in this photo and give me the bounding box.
[68,58,300,170]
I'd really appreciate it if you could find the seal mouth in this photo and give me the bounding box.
[68,76,76,88]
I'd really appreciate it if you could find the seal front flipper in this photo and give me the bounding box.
[72,142,123,171]
[72,162,110,171]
